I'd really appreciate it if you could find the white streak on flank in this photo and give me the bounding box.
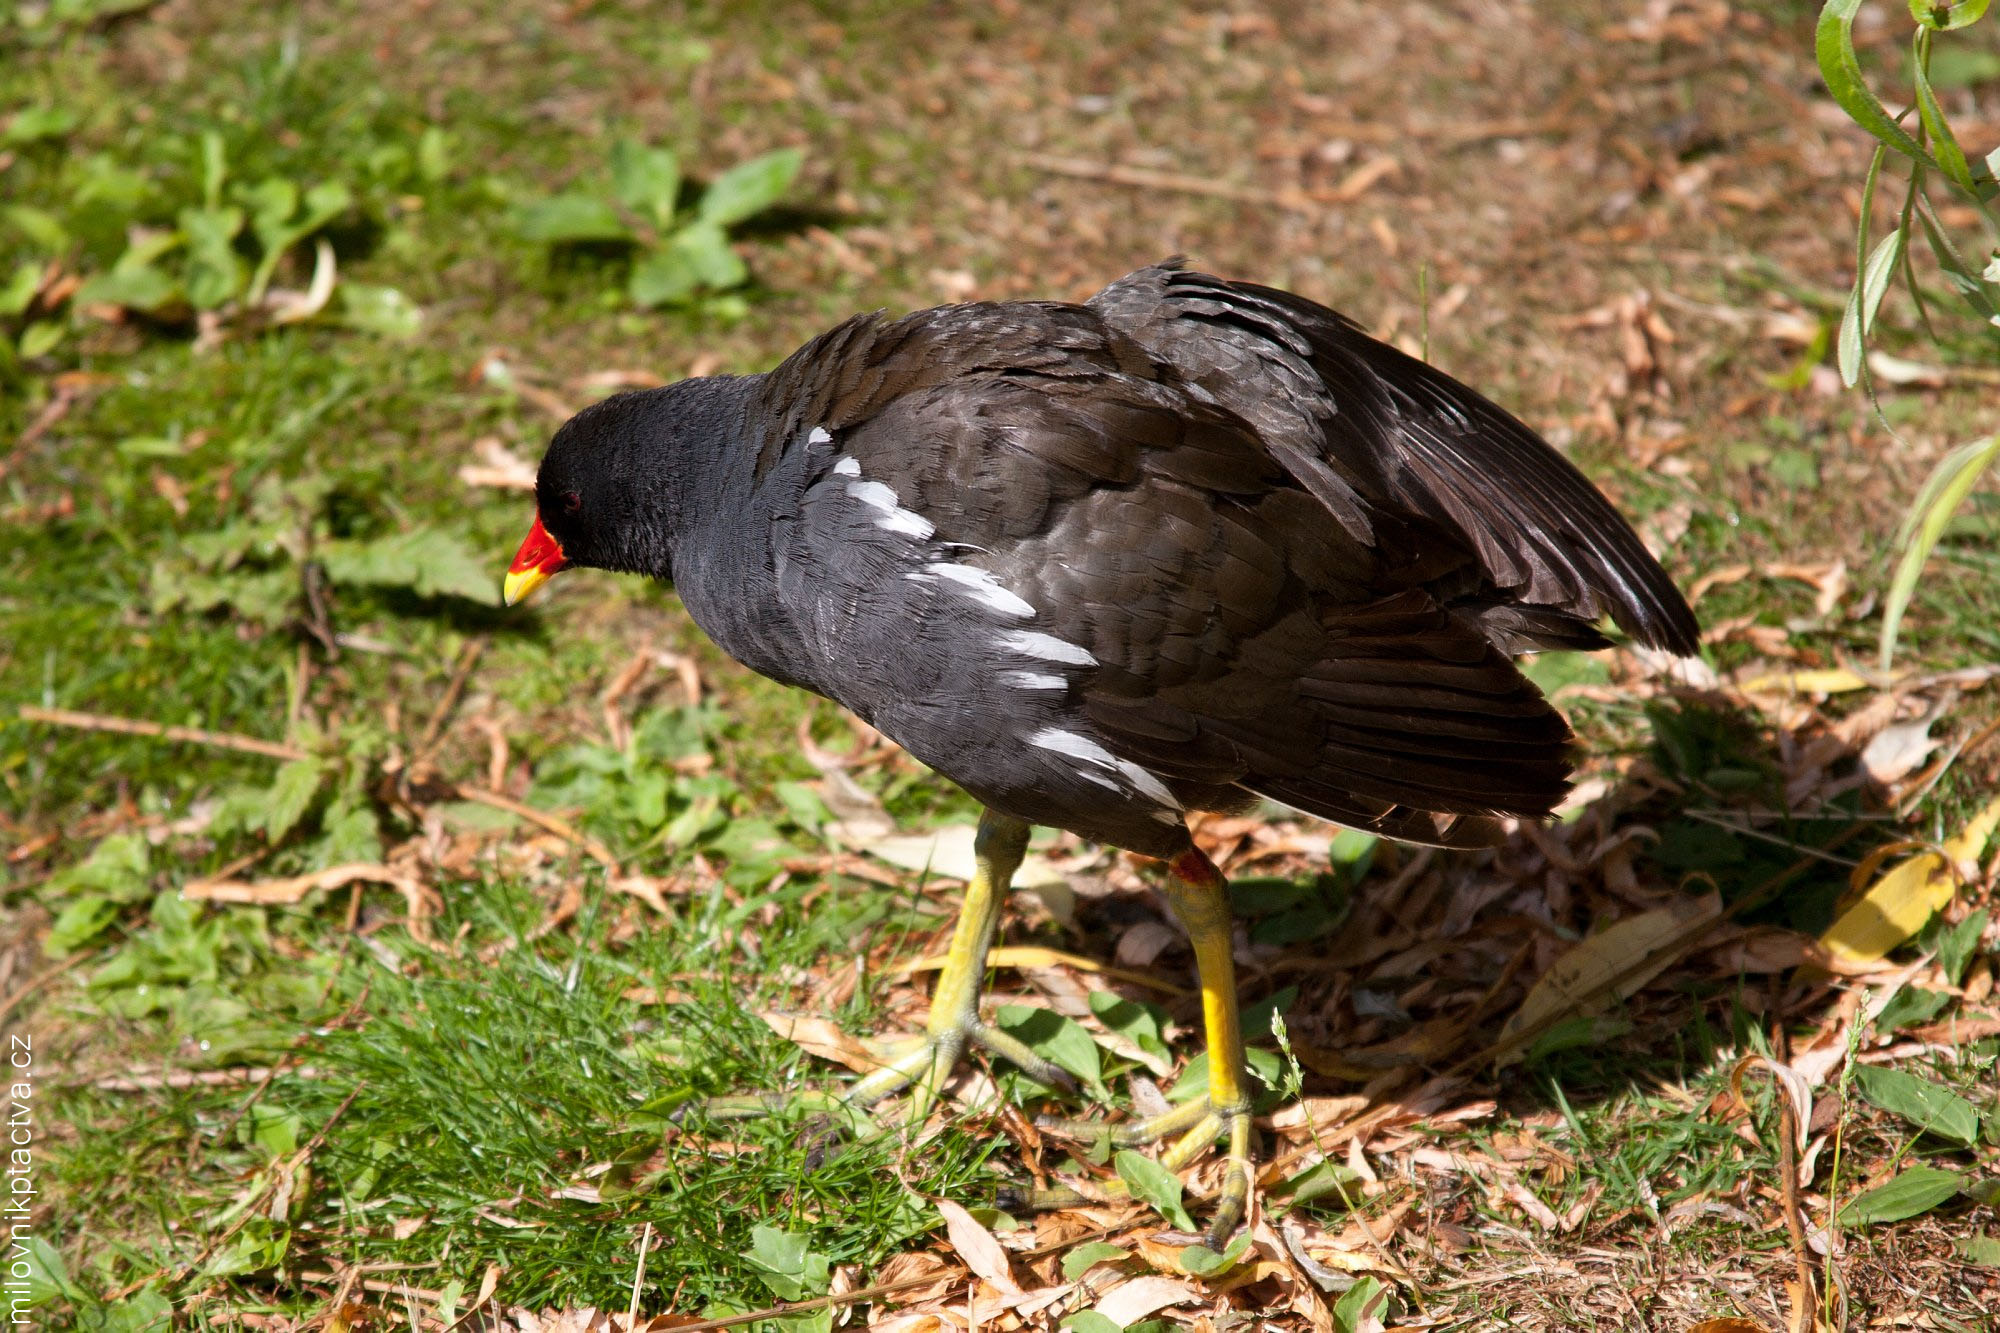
[1028,727,1182,809]
[995,629,1097,666]
[845,478,935,539]
[831,455,860,476]
[808,426,833,445]
[917,562,1034,618]
[1001,670,1067,691]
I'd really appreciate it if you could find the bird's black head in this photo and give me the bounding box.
[503,377,744,605]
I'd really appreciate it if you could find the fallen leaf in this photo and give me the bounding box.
[934,1198,1020,1295]
[1820,794,2000,966]
[1861,718,1940,786]
[757,1012,892,1075]
[1736,667,1873,696]
[1505,1181,1561,1230]
[1090,1275,1200,1325]
[1497,894,1721,1061]
[1687,1320,1769,1333]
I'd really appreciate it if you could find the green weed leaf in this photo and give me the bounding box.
[1958,1232,2000,1266]
[670,220,749,288]
[1113,1149,1195,1232]
[1332,1275,1392,1333]
[995,1004,1103,1093]
[263,758,326,843]
[628,245,701,308]
[697,147,802,226]
[1817,0,1933,166]
[180,205,247,309]
[1937,908,1988,984]
[1855,1065,1981,1145]
[1176,1231,1251,1277]
[610,139,680,229]
[319,525,500,604]
[339,283,422,338]
[1842,1164,1964,1223]
[3,105,78,145]
[514,193,632,245]
[1910,0,1990,30]
[1061,1315,1123,1333]
[1059,1241,1129,1279]
[46,895,119,956]
[742,1225,830,1301]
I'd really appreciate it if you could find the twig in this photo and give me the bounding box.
[0,951,94,1024]
[16,706,309,762]
[92,1064,323,1092]
[415,635,491,763]
[1015,152,1397,211]
[450,784,620,873]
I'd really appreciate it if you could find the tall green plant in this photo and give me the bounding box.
[1816,0,2000,664]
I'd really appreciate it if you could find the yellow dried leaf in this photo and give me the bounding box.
[1736,667,1874,696]
[1820,794,2000,966]
[1687,1320,1768,1333]
[1497,895,1720,1062]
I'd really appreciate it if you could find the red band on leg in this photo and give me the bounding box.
[1166,847,1225,889]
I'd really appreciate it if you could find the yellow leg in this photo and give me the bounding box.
[1040,847,1255,1246]
[843,809,1072,1119]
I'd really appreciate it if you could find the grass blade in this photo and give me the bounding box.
[1880,432,2000,665]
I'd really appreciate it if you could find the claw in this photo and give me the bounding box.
[1039,1093,1255,1245]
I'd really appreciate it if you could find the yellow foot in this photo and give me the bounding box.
[1038,1093,1256,1247]
[845,1015,1078,1122]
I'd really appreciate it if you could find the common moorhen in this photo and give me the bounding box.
[503,261,1699,1243]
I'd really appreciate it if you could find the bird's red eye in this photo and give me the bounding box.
[562,491,582,514]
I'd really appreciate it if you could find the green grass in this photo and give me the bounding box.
[8,3,2000,1329]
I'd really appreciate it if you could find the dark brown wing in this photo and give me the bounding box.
[774,301,1577,850]
[1090,262,1701,656]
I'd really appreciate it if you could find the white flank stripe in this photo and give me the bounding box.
[831,455,860,476]
[1029,728,1180,809]
[923,563,1034,618]
[1113,759,1181,808]
[1001,670,1067,691]
[809,426,833,445]
[846,479,935,539]
[995,629,1097,666]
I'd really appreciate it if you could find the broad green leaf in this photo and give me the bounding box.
[2,204,68,251]
[1873,985,1951,1031]
[1273,1156,1366,1207]
[1176,1231,1252,1277]
[311,796,382,868]
[74,258,182,314]
[339,283,422,338]
[697,146,803,225]
[670,220,748,288]
[97,1285,172,1333]
[318,526,501,604]
[50,832,150,900]
[19,320,63,358]
[244,1102,303,1158]
[1855,1065,1981,1145]
[1060,1241,1129,1280]
[13,1236,80,1305]
[1910,0,1990,29]
[1088,990,1172,1067]
[610,138,681,229]
[1817,0,1933,166]
[1841,1164,1963,1224]
[263,758,326,843]
[1937,908,1988,984]
[1113,1149,1195,1232]
[1837,227,1903,386]
[9,257,51,314]
[417,125,452,182]
[1333,1275,1391,1333]
[742,1225,829,1301]
[513,193,632,245]
[180,204,247,309]
[1061,1315,1124,1333]
[200,1217,289,1278]
[1958,1232,2000,1266]
[46,895,119,956]
[3,104,78,145]
[995,1004,1103,1092]
[1881,434,2000,664]
[628,245,701,307]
